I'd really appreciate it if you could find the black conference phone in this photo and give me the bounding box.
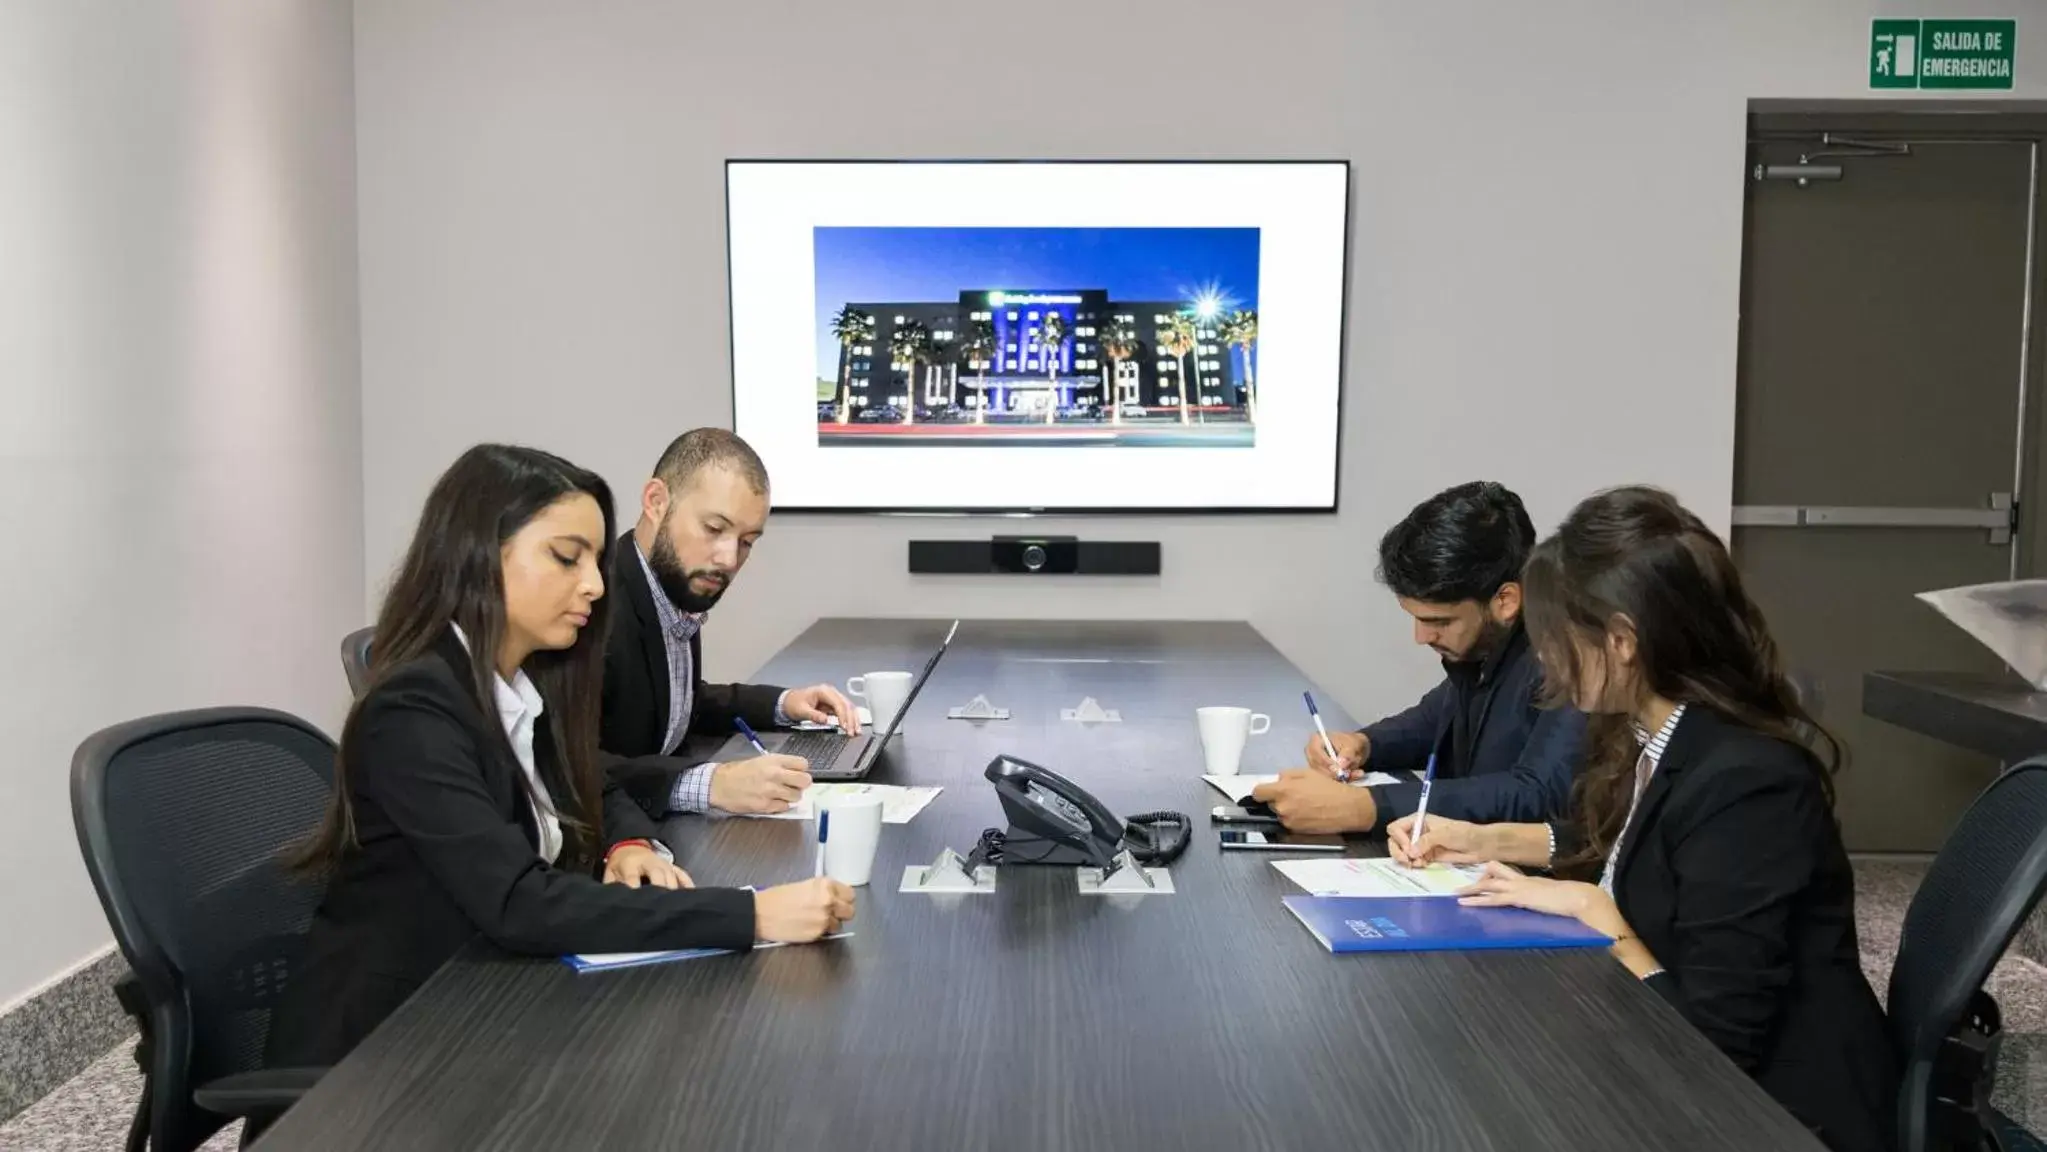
[975,754,1190,870]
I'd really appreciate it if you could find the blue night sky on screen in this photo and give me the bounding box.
[812,226,1260,376]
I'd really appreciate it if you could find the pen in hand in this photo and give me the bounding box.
[1410,752,1440,848]
[733,717,770,756]
[1303,691,1347,782]
[815,809,829,878]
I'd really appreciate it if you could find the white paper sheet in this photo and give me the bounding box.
[792,706,873,730]
[754,782,943,824]
[1271,857,1483,898]
[1200,772,1402,803]
[1918,580,2047,689]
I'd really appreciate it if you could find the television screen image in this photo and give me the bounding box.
[813,227,1261,448]
[727,161,1348,512]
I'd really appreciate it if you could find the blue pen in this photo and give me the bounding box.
[1411,753,1440,842]
[814,809,829,878]
[1303,691,1346,782]
[733,717,770,755]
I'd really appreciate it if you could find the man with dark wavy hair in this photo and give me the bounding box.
[1254,481,1586,835]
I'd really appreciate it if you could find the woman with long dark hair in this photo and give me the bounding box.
[270,445,853,1068]
[1387,486,1896,1152]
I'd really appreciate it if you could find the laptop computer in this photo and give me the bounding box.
[713,620,959,781]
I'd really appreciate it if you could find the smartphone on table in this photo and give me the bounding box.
[1211,802,1282,826]
[1218,828,1345,852]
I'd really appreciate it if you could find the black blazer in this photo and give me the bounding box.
[601,531,783,815]
[1362,624,1587,824]
[1613,707,1897,1152]
[267,633,756,1068]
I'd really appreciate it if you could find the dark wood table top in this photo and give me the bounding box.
[256,619,1821,1151]
[1864,669,2047,763]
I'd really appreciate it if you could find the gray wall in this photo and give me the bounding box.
[0,1,362,1008]
[356,0,2028,723]
[353,0,2047,734]
[5,0,2039,1018]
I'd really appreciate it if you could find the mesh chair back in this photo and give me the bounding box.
[1889,758,2047,1151]
[340,627,375,698]
[71,709,335,1152]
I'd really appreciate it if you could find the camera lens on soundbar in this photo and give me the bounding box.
[907,538,1160,576]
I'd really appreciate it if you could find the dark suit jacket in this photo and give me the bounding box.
[267,632,756,1068]
[1363,624,1586,824]
[601,531,783,816]
[1614,707,1897,1152]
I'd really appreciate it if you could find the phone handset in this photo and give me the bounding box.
[982,755,1189,868]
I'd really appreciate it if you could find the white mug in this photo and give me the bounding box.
[821,794,884,887]
[1196,706,1272,776]
[847,671,914,732]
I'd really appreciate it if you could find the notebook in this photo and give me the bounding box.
[1272,857,1484,898]
[1201,772,1403,803]
[1281,896,1612,954]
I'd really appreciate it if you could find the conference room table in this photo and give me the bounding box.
[1864,668,2047,764]
[255,618,1824,1151]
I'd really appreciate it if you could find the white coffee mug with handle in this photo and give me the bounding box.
[1196,706,1272,776]
[820,793,884,886]
[847,671,914,732]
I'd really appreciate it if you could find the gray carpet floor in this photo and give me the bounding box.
[2,859,2040,1151]
[0,1037,237,1152]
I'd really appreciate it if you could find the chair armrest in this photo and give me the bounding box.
[112,969,147,1020]
[193,1067,326,1119]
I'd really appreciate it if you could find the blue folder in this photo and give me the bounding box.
[1282,896,1613,954]
[562,947,733,973]
[562,932,855,974]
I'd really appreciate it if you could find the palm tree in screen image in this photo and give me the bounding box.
[1219,309,1258,423]
[963,319,996,425]
[830,306,874,425]
[891,320,930,426]
[1160,314,1198,426]
[1036,313,1067,424]
[1099,319,1139,426]
[930,332,955,417]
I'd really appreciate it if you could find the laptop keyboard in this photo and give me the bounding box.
[779,729,850,768]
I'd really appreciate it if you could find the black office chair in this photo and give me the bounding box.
[71,708,337,1152]
[1889,757,2047,1152]
[340,626,375,698]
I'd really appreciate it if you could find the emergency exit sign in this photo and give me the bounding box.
[1872,19,2016,89]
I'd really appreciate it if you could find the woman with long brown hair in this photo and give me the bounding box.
[1388,486,1896,1152]
[270,445,852,1068]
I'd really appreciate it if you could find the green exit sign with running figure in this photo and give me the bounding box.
[1872,19,2016,90]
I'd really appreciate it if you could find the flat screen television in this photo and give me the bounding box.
[725,160,1349,513]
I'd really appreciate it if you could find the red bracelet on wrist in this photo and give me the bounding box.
[604,838,653,864]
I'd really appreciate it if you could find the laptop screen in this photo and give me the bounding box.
[870,620,958,747]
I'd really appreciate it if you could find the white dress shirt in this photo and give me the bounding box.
[1598,703,1688,896]
[451,624,562,863]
